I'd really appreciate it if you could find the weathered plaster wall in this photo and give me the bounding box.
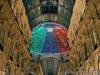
[59,0,100,75]
[0,0,43,75]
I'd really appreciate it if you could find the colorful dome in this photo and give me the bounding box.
[30,23,70,55]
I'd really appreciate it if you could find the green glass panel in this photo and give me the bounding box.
[31,24,46,43]
[30,24,47,54]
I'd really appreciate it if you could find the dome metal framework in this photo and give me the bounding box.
[22,0,75,30]
[22,0,76,75]
[40,57,60,75]
[30,23,70,75]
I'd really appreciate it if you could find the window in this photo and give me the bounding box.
[34,68,37,72]
[17,63,19,67]
[5,65,10,75]
[40,0,58,14]
[84,42,89,60]
[80,63,82,67]
[10,55,13,61]
[98,57,100,73]
[72,39,74,44]
[28,73,35,75]
[10,43,14,56]
[0,29,5,44]
[22,69,23,72]
[94,43,97,51]
[86,55,88,60]
[84,42,87,55]
[0,44,3,51]
[16,52,20,62]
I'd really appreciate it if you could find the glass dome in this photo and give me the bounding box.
[29,23,70,75]
[30,23,70,55]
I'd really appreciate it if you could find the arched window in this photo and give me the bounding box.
[98,57,100,74]
[5,64,10,75]
[0,29,5,44]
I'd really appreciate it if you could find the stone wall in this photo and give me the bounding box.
[67,0,86,47]
[59,0,100,75]
[0,0,43,75]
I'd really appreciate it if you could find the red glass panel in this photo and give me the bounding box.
[54,29,70,53]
